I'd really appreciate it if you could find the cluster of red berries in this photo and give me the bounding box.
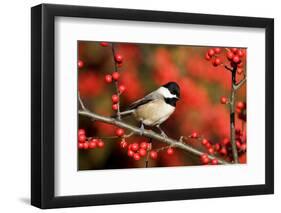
[78,129,105,150]
[119,140,157,161]
[226,48,245,69]
[200,154,218,165]
[101,42,126,112]
[205,48,223,67]
[200,129,246,163]
[205,47,245,74]
[104,72,126,110]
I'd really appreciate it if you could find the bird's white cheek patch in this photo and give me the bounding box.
[157,87,178,99]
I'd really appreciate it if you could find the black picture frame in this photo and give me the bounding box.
[31,3,274,209]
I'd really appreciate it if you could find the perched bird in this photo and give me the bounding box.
[119,82,180,137]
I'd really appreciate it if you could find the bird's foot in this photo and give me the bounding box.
[156,125,168,138]
[160,131,168,138]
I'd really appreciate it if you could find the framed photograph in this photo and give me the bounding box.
[31,4,274,209]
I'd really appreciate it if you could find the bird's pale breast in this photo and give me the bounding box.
[133,99,175,126]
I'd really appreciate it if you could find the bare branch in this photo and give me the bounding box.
[234,77,246,90]
[79,110,230,165]
[78,92,87,111]
[224,65,233,72]
[111,43,121,120]
[229,68,239,163]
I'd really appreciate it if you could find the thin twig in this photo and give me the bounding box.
[111,43,121,120]
[145,139,152,168]
[78,92,87,111]
[224,65,233,72]
[234,77,246,90]
[229,67,239,163]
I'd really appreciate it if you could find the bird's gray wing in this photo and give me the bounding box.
[127,91,163,110]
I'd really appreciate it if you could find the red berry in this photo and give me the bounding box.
[237,68,243,75]
[112,72,120,81]
[214,48,221,54]
[167,147,174,155]
[202,139,208,146]
[200,154,209,164]
[150,151,158,160]
[133,153,141,161]
[191,131,198,138]
[120,140,128,149]
[236,140,241,148]
[240,144,247,151]
[111,94,119,103]
[78,143,84,149]
[104,74,113,83]
[231,48,238,53]
[139,148,147,157]
[213,57,222,66]
[78,134,86,143]
[208,49,215,57]
[78,129,85,136]
[214,143,221,151]
[205,143,212,149]
[237,62,243,68]
[220,96,227,104]
[100,42,109,47]
[89,139,98,148]
[118,85,126,93]
[83,143,89,149]
[115,128,125,137]
[208,147,215,154]
[222,138,230,145]
[211,159,218,165]
[140,142,148,150]
[131,143,139,151]
[220,147,227,155]
[232,55,241,63]
[201,153,208,159]
[112,104,118,111]
[205,53,211,61]
[226,51,234,60]
[97,140,104,148]
[237,49,244,57]
[236,101,245,110]
[89,141,96,149]
[78,60,84,69]
[114,54,123,64]
[127,150,134,157]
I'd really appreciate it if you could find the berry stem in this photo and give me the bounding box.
[78,92,87,111]
[144,139,152,168]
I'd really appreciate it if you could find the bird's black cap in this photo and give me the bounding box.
[162,82,180,99]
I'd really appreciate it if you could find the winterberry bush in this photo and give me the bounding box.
[78,42,246,170]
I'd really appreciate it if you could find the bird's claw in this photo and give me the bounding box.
[160,131,168,138]
[140,122,145,136]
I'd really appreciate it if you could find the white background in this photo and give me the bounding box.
[0,0,279,212]
[55,17,265,196]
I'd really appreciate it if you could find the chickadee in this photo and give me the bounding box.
[119,82,180,136]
